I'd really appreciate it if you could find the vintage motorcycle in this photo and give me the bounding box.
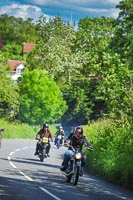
[36,137,49,162]
[56,134,62,149]
[62,144,93,185]
[55,134,65,149]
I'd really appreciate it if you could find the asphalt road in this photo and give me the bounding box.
[0,139,133,200]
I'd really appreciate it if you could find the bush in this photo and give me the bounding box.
[84,119,133,189]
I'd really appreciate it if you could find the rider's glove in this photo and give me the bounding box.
[87,145,93,151]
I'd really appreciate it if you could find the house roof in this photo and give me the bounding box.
[23,43,35,54]
[7,60,26,71]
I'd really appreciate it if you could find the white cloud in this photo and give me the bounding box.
[27,0,120,18]
[109,8,120,18]
[0,3,48,22]
[0,0,120,22]
[76,6,120,18]
[27,0,120,6]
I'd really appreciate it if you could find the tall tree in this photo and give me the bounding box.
[73,17,116,119]
[76,17,116,53]
[19,69,67,125]
[27,15,92,124]
[112,0,133,69]
[0,14,37,45]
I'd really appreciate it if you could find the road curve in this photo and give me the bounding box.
[0,139,133,200]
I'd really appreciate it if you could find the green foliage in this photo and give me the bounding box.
[74,17,117,120]
[19,69,67,125]
[27,15,93,124]
[2,43,23,59]
[91,51,132,121]
[32,15,77,82]
[84,119,133,189]
[75,14,133,122]
[112,0,133,68]
[0,14,37,45]
[0,56,20,120]
[1,11,132,125]
[77,16,116,52]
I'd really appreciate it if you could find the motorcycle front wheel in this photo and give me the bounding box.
[56,139,60,149]
[72,166,80,185]
[66,161,73,183]
[40,148,46,162]
[66,163,80,185]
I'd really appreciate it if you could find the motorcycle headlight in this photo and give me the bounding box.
[75,152,81,159]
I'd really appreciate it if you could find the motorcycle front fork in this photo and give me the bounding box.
[71,159,81,174]
[70,160,76,174]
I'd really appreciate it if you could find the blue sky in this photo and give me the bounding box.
[0,0,120,23]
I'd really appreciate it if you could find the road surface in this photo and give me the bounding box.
[0,139,133,200]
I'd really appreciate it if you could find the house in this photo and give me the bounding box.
[7,42,35,82]
[23,43,36,56]
[7,60,26,82]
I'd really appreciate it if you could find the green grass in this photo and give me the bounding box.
[0,119,57,139]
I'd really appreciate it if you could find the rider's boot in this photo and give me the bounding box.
[34,151,39,155]
[60,158,69,171]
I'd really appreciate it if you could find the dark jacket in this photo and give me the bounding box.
[55,130,65,138]
[69,134,89,150]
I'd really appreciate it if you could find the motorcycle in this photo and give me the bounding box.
[36,137,49,162]
[56,134,62,149]
[55,135,65,149]
[62,144,93,185]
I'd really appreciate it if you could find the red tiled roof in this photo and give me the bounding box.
[7,60,26,71]
[23,43,35,54]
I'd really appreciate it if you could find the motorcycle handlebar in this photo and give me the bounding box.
[87,146,93,151]
[64,144,93,152]
[35,137,40,140]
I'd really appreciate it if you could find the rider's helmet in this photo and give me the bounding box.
[43,123,49,128]
[74,126,83,139]
[75,126,83,135]
[59,126,63,129]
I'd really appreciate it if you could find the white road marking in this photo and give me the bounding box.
[39,187,62,200]
[8,156,11,160]
[9,161,17,168]
[8,145,62,200]
[19,171,33,181]
[9,151,14,156]
[15,149,21,152]
[22,147,28,150]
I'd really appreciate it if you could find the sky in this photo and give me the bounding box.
[0,0,120,24]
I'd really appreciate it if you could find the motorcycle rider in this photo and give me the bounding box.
[60,125,93,176]
[34,123,53,157]
[54,126,65,146]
